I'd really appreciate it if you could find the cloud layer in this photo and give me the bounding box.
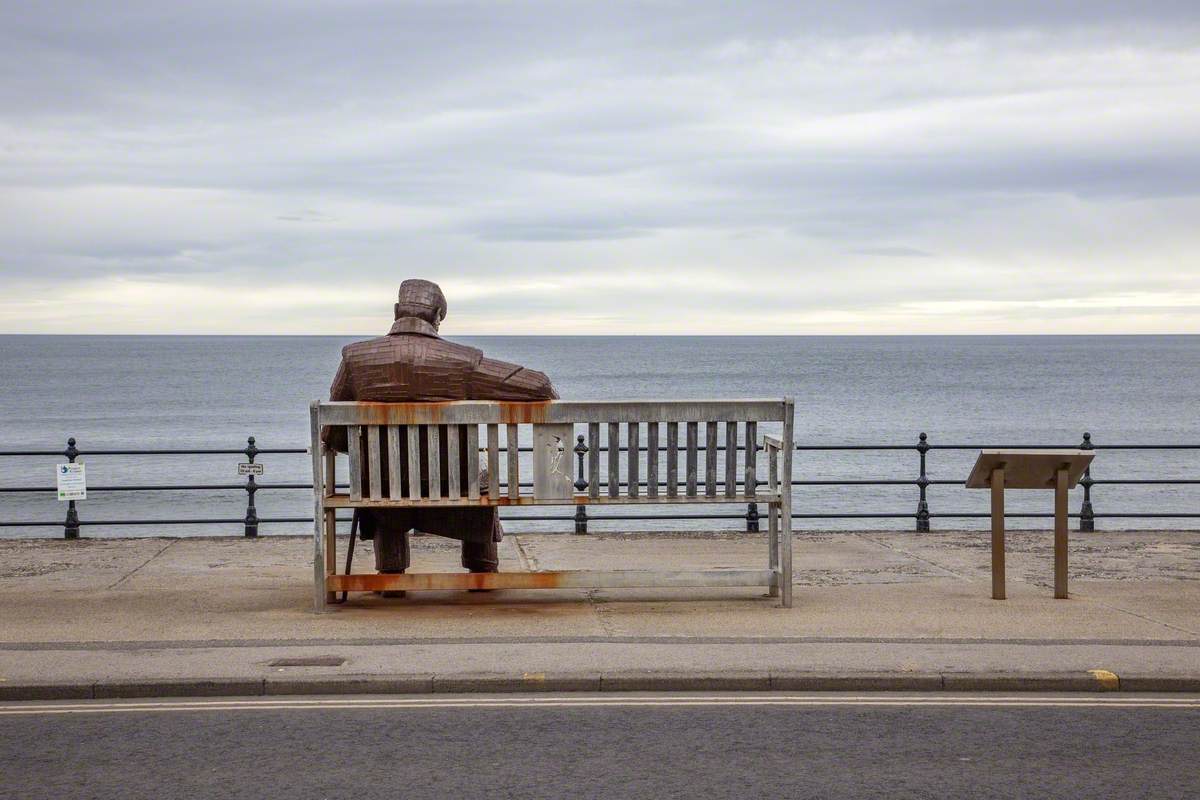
[2,1,1199,333]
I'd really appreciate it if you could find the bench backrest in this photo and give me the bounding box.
[310,399,793,505]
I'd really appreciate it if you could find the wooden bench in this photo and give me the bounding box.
[308,399,795,610]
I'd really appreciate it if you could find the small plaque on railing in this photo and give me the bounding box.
[237,463,264,476]
[56,463,86,501]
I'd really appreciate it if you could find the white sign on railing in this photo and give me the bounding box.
[56,463,86,501]
[237,463,264,476]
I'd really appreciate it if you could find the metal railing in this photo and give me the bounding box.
[1,432,1198,537]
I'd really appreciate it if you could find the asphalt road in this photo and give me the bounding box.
[2,693,1198,799]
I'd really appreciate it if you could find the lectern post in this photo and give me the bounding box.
[1055,467,1068,599]
[991,466,1005,600]
[967,450,1094,601]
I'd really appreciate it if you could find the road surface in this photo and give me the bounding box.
[2,693,1198,799]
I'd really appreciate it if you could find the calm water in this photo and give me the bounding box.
[2,335,1198,536]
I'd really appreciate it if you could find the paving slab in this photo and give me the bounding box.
[1,531,1197,698]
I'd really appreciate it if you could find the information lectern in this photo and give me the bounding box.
[966,449,1094,600]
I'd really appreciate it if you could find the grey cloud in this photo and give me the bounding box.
[1,1,1199,332]
[852,247,935,258]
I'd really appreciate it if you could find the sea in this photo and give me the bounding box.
[2,335,1198,537]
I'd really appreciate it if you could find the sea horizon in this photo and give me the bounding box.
[4,333,1199,338]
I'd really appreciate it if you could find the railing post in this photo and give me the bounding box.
[63,436,80,539]
[243,436,259,538]
[1078,431,1095,532]
[915,432,931,532]
[573,434,589,534]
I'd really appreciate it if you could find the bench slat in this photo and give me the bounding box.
[588,423,600,500]
[744,421,757,498]
[386,426,402,499]
[348,425,363,502]
[607,422,619,498]
[685,421,698,497]
[366,425,382,500]
[329,568,774,592]
[725,421,737,498]
[447,424,461,500]
[467,424,480,500]
[507,424,519,500]
[323,450,336,498]
[324,493,779,508]
[705,421,718,497]
[667,421,678,497]
[319,399,788,426]
[487,424,499,499]
[627,422,639,498]
[427,425,441,498]
[406,425,421,501]
[646,422,659,498]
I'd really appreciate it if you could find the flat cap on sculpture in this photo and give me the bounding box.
[395,279,447,325]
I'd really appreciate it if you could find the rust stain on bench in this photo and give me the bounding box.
[350,401,453,426]
[344,400,551,426]
[328,571,568,591]
[496,400,551,424]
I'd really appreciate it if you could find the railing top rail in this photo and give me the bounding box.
[0,448,308,457]
[314,398,793,426]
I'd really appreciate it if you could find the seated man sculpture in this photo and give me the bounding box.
[323,279,558,590]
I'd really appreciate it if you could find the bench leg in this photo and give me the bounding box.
[779,506,793,609]
[313,516,328,612]
[314,508,338,612]
[767,502,780,597]
[324,509,338,605]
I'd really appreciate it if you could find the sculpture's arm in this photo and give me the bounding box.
[322,355,355,451]
[471,357,559,401]
[329,357,354,402]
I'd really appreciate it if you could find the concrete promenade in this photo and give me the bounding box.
[1,530,1197,698]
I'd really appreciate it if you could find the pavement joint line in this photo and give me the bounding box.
[4,635,1199,651]
[511,536,538,572]
[852,532,974,581]
[103,538,177,591]
[584,589,620,637]
[1072,592,1200,638]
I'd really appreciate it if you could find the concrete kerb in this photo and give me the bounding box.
[2,670,1199,701]
[266,674,434,695]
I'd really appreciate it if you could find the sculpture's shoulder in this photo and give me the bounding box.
[339,334,393,363]
[341,334,482,367]
[338,334,483,401]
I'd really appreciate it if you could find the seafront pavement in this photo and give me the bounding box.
[1,531,1198,699]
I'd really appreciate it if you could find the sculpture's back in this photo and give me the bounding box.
[324,279,557,584]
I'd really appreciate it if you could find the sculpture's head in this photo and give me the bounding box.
[394,279,448,330]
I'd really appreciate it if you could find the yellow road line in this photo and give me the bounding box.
[1088,669,1121,690]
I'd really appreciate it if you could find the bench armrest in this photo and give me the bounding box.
[762,435,784,451]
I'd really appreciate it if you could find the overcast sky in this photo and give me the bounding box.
[2,1,1198,335]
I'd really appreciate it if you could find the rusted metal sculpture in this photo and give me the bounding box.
[322,279,557,582]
